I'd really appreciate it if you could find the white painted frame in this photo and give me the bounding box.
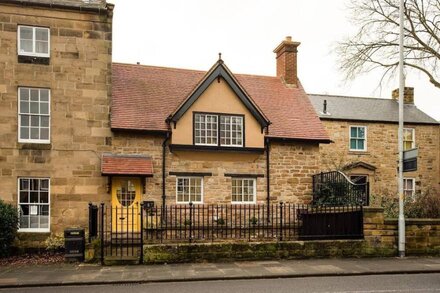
[194,113,218,146]
[231,178,256,204]
[18,87,51,144]
[349,125,367,151]
[403,177,415,199]
[176,176,204,204]
[220,115,243,147]
[17,177,50,233]
[17,25,50,58]
[403,128,416,150]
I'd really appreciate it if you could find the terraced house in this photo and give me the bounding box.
[0,0,333,244]
[309,90,439,199]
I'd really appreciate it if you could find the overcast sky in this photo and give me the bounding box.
[108,0,440,121]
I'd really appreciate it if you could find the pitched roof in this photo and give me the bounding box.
[170,60,270,127]
[112,63,330,142]
[101,154,153,176]
[308,94,438,125]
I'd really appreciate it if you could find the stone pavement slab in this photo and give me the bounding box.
[0,257,440,289]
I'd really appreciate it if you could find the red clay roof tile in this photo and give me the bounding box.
[112,63,329,141]
[101,154,153,175]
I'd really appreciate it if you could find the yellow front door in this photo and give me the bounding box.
[111,177,141,232]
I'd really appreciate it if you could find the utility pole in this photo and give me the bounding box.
[398,0,405,258]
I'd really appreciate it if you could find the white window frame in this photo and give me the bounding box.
[18,87,51,144]
[17,177,50,233]
[220,115,243,147]
[349,125,367,151]
[231,178,256,204]
[176,177,204,204]
[194,113,218,146]
[403,178,415,200]
[17,25,50,58]
[403,128,416,150]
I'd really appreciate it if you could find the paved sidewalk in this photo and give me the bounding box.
[1,257,440,288]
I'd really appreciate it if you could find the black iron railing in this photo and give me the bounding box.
[88,203,364,264]
[312,171,369,206]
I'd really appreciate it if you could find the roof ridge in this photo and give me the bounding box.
[308,93,394,101]
[112,62,207,73]
[112,62,279,79]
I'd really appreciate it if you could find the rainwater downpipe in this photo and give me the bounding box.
[265,137,271,222]
[162,132,170,207]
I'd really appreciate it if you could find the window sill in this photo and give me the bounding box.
[170,144,265,153]
[348,151,370,155]
[18,55,50,65]
[18,143,52,150]
[18,229,50,233]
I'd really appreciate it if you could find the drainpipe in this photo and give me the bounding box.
[162,133,170,207]
[265,137,271,222]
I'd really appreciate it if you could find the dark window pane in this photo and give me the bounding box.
[20,127,29,139]
[20,191,29,203]
[20,101,29,113]
[30,102,39,114]
[30,89,39,101]
[40,192,48,203]
[30,191,39,203]
[30,128,39,139]
[19,88,29,101]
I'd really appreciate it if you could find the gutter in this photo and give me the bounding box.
[0,0,114,14]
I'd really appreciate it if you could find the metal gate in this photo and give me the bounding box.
[89,203,144,264]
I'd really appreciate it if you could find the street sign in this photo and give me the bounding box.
[403,148,418,172]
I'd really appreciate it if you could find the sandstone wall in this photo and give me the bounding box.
[111,135,319,205]
[319,120,440,196]
[0,3,113,234]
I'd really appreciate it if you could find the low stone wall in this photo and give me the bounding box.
[141,207,440,264]
[143,240,367,264]
[364,207,440,256]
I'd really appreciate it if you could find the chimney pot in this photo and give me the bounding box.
[273,37,301,86]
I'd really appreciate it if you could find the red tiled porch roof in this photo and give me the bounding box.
[101,154,153,176]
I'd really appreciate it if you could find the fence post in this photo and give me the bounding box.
[140,202,144,264]
[189,202,193,244]
[100,203,104,266]
[88,203,92,243]
[279,202,283,241]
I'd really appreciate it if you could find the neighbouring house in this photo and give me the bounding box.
[308,89,440,200]
[0,0,333,246]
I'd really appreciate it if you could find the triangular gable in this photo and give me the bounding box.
[170,60,270,127]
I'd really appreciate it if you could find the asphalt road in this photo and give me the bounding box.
[2,273,440,293]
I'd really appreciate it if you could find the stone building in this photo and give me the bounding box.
[0,0,113,242]
[0,0,331,242]
[308,89,440,199]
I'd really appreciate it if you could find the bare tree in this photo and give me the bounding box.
[337,0,440,89]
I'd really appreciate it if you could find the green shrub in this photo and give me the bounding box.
[0,200,19,257]
[44,233,65,252]
[372,187,440,219]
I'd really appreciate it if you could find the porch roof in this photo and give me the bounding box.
[101,154,153,176]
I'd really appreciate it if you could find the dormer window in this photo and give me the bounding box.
[220,115,243,147]
[194,113,244,147]
[18,25,50,58]
[194,113,218,145]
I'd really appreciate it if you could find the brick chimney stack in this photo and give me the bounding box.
[273,36,301,87]
[392,87,414,104]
